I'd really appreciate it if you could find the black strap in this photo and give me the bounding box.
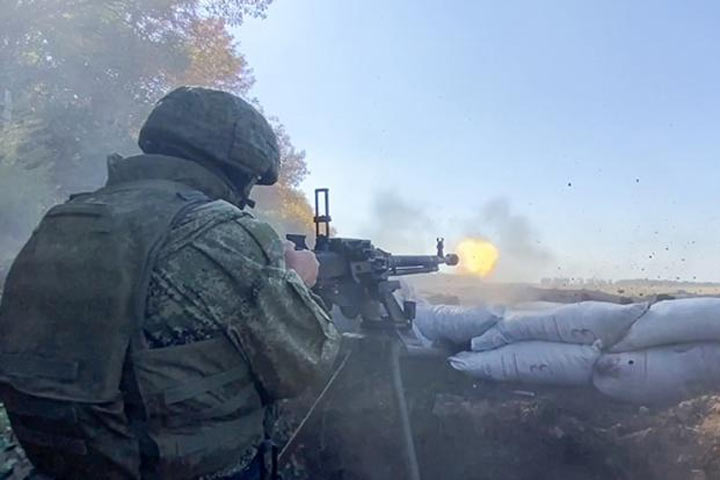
[257,439,278,480]
[271,443,278,480]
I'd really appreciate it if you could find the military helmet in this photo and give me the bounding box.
[138,87,279,185]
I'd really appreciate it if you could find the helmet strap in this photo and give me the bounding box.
[238,178,258,209]
[222,168,259,209]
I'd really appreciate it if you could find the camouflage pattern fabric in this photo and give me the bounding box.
[120,155,340,477]
[143,199,340,398]
[139,87,280,185]
[107,153,338,477]
[143,204,340,478]
[143,201,272,349]
[0,153,339,479]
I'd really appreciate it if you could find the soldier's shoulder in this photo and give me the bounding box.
[178,200,284,265]
[231,213,285,265]
[183,198,249,222]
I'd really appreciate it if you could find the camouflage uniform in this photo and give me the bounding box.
[124,154,340,389]
[0,88,340,479]
[112,154,340,476]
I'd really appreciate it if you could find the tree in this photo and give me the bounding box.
[253,122,316,237]
[176,17,255,93]
[0,0,268,186]
[0,0,315,273]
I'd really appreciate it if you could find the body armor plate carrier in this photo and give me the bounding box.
[0,171,263,479]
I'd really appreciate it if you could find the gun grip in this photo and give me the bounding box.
[286,234,309,251]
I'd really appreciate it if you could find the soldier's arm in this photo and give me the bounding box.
[191,214,341,400]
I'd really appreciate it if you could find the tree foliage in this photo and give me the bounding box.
[176,17,255,93]
[0,0,315,271]
[253,122,315,237]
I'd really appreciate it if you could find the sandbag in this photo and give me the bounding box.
[410,321,434,348]
[471,301,648,351]
[610,298,720,352]
[413,304,502,345]
[593,343,720,404]
[510,301,564,311]
[448,341,600,386]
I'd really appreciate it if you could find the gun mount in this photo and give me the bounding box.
[286,188,458,329]
[283,188,459,480]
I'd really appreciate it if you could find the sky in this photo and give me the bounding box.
[236,0,720,282]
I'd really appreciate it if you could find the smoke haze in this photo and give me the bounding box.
[469,197,553,282]
[362,190,438,254]
[363,190,553,282]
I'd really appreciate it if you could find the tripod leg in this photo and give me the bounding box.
[390,339,422,480]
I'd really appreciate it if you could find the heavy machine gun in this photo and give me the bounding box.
[286,188,458,329]
[282,189,459,480]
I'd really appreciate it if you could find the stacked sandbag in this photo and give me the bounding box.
[449,301,647,386]
[414,304,502,345]
[510,301,564,311]
[446,297,720,404]
[591,298,720,404]
[471,301,649,351]
[609,298,720,352]
[593,343,720,404]
[449,342,601,386]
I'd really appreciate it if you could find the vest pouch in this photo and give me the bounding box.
[0,200,140,478]
[0,202,133,402]
[131,336,264,479]
[0,177,213,478]
[1,385,140,479]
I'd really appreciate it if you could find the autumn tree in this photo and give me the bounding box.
[0,0,315,272]
[253,122,316,237]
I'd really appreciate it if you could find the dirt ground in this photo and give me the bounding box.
[276,281,720,480]
[2,282,720,479]
[277,350,720,480]
[2,374,719,480]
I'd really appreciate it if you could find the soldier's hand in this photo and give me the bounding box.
[284,241,320,288]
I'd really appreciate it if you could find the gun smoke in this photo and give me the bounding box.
[362,190,437,254]
[471,197,553,282]
[364,191,553,282]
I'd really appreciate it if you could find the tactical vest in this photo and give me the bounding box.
[0,178,264,479]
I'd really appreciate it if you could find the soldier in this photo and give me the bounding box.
[0,87,340,479]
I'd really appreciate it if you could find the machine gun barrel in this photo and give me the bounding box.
[388,253,459,276]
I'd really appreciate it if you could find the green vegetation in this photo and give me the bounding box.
[0,0,314,272]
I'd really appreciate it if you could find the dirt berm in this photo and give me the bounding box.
[2,360,718,479]
[278,352,720,480]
